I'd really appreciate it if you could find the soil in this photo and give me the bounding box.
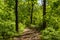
[13,28,41,40]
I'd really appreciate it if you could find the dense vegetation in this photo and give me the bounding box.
[0,0,60,40]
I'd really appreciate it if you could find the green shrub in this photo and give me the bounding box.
[41,27,60,40]
[0,21,25,40]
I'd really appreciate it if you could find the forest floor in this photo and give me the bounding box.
[13,28,41,40]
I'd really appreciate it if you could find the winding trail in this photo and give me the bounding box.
[13,28,41,40]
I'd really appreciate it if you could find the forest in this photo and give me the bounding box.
[0,0,60,40]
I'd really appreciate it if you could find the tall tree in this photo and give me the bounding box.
[15,0,18,32]
[30,0,34,24]
[43,0,46,29]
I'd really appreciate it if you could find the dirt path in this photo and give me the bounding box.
[14,28,41,40]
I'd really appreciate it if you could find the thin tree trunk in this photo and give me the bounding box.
[30,0,34,24]
[15,0,18,32]
[43,0,46,29]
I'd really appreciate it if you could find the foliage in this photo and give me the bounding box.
[41,27,60,40]
[41,0,60,40]
[0,0,60,40]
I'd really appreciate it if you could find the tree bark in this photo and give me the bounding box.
[15,0,18,32]
[43,0,46,29]
[30,0,34,24]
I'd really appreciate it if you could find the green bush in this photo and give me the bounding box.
[0,21,25,40]
[41,27,60,40]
